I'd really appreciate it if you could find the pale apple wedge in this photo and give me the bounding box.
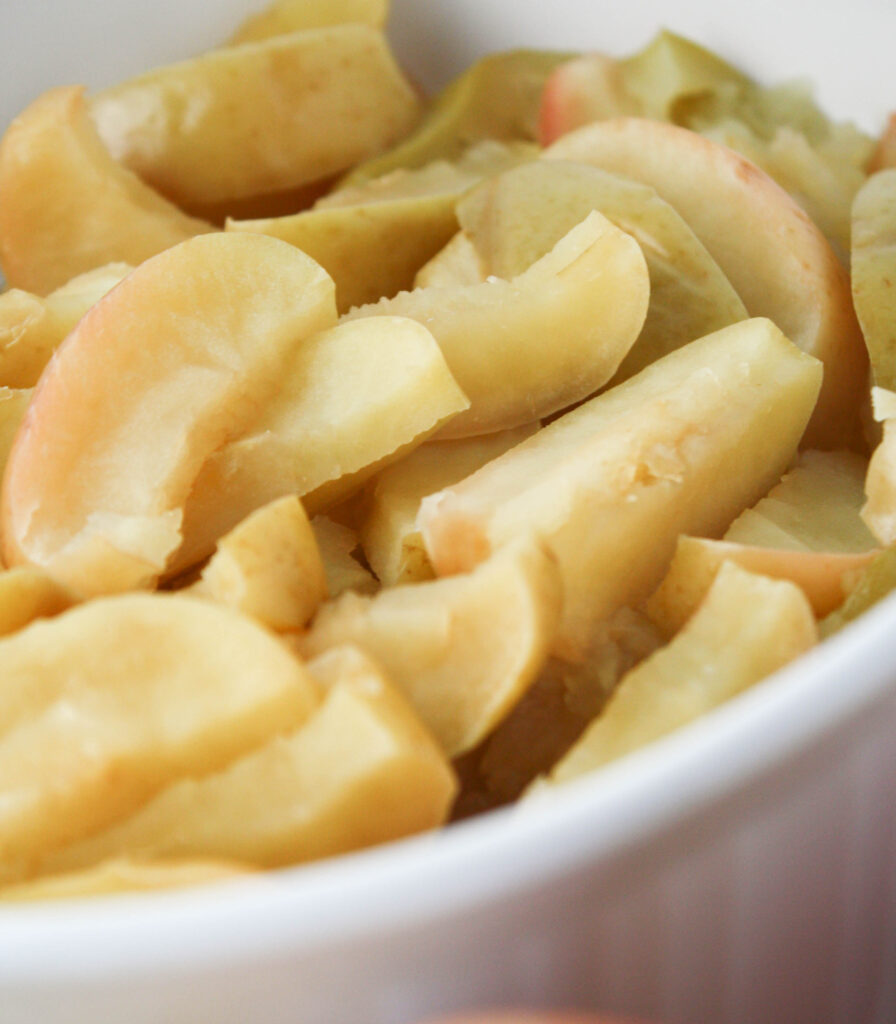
[0,264,131,388]
[419,318,822,661]
[852,169,896,390]
[361,424,538,586]
[229,0,389,44]
[173,315,468,573]
[0,593,320,882]
[44,646,455,874]
[540,562,817,787]
[863,419,896,546]
[229,142,533,312]
[545,118,867,448]
[191,496,327,632]
[0,567,73,639]
[0,387,31,476]
[297,540,562,756]
[414,232,486,289]
[821,548,896,638]
[0,87,210,295]
[1,233,336,597]
[538,52,637,146]
[0,858,257,902]
[311,516,378,597]
[344,211,649,437]
[91,26,421,209]
[456,160,748,381]
[340,50,570,187]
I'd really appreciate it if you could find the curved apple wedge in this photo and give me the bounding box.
[420,318,822,661]
[0,593,320,882]
[1,233,337,597]
[545,118,867,448]
[298,540,562,756]
[344,211,649,437]
[43,646,455,874]
[0,87,211,295]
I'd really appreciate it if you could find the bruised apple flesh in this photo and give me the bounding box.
[420,318,822,661]
[1,233,336,597]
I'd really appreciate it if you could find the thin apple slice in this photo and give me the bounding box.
[344,211,649,437]
[44,646,455,874]
[91,26,421,209]
[1,233,336,597]
[419,318,822,661]
[229,0,389,44]
[542,561,817,786]
[361,424,538,585]
[852,169,896,390]
[340,50,570,187]
[191,496,327,632]
[538,52,638,146]
[456,160,748,381]
[298,540,562,756]
[414,232,486,289]
[0,593,320,882]
[545,118,867,448]
[0,264,131,388]
[0,87,210,295]
[0,858,256,902]
[173,315,468,573]
[311,517,378,597]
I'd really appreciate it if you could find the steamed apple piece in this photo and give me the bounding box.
[538,53,639,146]
[228,142,534,312]
[869,114,896,173]
[542,562,817,787]
[456,161,747,381]
[0,567,73,639]
[851,169,896,390]
[821,548,896,638]
[298,540,562,756]
[0,593,320,882]
[90,26,421,209]
[341,50,572,187]
[0,87,210,295]
[414,231,486,289]
[0,387,31,473]
[0,264,130,387]
[419,318,822,662]
[863,419,896,546]
[46,647,456,874]
[545,118,866,448]
[362,423,538,585]
[173,316,468,574]
[311,516,378,597]
[229,0,388,44]
[344,211,648,438]
[191,496,327,631]
[1,233,337,597]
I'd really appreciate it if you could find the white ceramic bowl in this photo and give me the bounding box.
[2,3,895,1023]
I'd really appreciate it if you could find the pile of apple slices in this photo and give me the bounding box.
[0,0,894,898]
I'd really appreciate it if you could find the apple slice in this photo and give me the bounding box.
[362,424,538,586]
[229,0,389,44]
[0,567,73,640]
[340,49,570,187]
[191,496,327,632]
[538,53,637,146]
[456,160,748,381]
[344,211,649,437]
[298,540,562,756]
[0,87,210,295]
[311,516,378,597]
[44,646,455,874]
[0,593,320,881]
[545,117,867,448]
[821,549,896,638]
[852,169,896,390]
[869,114,896,173]
[419,318,822,661]
[173,315,468,573]
[0,387,31,475]
[0,857,256,901]
[1,233,337,597]
[863,419,896,546]
[542,561,816,786]
[91,26,421,209]
[0,264,131,387]
[229,142,533,312]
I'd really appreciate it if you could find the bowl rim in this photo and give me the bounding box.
[2,585,894,983]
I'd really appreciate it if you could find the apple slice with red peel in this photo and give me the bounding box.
[539,53,637,146]
[91,26,421,209]
[0,87,210,295]
[419,318,822,661]
[545,118,867,448]
[344,211,649,438]
[1,233,337,598]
